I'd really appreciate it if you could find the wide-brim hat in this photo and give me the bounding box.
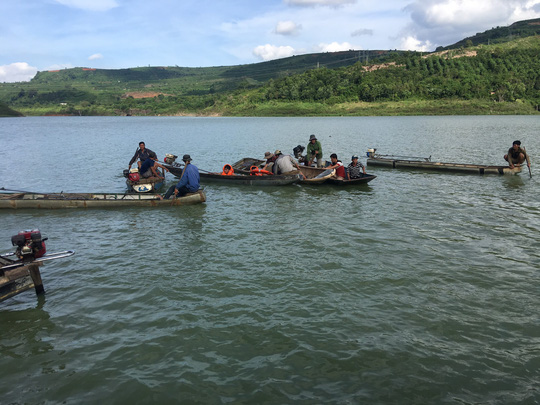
[274,150,282,155]
[264,151,273,159]
[182,154,192,162]
[309,134,317,141]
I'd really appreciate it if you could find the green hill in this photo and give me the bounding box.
[1,18,539,116]
[0,101,23,117]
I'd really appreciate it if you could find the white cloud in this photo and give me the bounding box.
[351,28,373,37]
[400,36,433,51]
[88,53,104,60]
[285,0,356,6]
[54,0,119,12]
[253,44,296,61]
[0,62,38,83]
[275,20,302,36]
[314,41,356,52]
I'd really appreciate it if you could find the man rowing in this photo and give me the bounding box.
[504,140,531,170]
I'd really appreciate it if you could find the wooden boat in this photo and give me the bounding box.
[125,176,165,193]
[297,166,335,184]
[0,191,206,209]
[367,153,522,175]
[326,173,377,185]
[231,157,266,174]
[199,172,301,186]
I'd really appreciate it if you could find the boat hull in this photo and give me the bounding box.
[326,174,377,185]
[367,157,522,175]
[0,191,206,209]
[200,172,301,186]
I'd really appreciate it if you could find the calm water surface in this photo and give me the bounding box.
[1,116,539,404]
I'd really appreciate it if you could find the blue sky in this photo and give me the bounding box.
[1,0,539,82]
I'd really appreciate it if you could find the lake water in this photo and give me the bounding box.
[1,116,539,404]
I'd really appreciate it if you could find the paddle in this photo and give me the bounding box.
[528,165,532,178]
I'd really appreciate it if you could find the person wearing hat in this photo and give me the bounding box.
[128,141,157,170]
[262,151,278,173]
[347,154,366,179]
[163,154,200,199]
[273,150,301,175]
[306,134,323,167]
[504,140,531,170]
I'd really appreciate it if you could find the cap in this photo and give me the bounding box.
[274,150,282,155]
[352,154,359,160]
[309,134,317,141]
[264,151,273,159]
[513,140,521,146]
[182,154,192,162]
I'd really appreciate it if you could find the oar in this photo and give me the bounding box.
[0,187,42,194]
[528,165,532,178]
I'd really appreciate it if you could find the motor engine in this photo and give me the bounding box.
[128,168,140,182]
[11,229,47,261]
[164,154,177,164]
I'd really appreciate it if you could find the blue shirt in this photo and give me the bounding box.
[176,163,200,192]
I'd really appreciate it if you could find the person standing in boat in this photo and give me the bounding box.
[306,134,323,167]
[504,140,531,170]
[326,153,346,180]
[274,150,301,174]
[128,141,157,170]
[347,155,367,179]
[164,154,200,199]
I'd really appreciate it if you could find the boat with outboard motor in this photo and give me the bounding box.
[366,149,522,175]
[0,189,206,209]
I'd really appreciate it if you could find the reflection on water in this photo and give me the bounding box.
[1,116,539,404]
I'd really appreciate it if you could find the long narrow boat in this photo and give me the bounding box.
[163,161,301,186]
[199,172,301,186]
[326,173,377,185]
[0,191,206,209]
[367,153,522,175]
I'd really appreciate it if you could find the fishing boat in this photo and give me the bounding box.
[231,157,266,174]
[198,172,301,186]
[366,149,522,175]
[0,191,206,209]
[297,166,376,185]
[163,160,301,186]
[123,169,165,193]
[325,173,377,185]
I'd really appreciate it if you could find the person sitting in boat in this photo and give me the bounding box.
[221,164,234,176]
[326,153,346,180]
[139,158,168,179]
[274,150,301,174]
[306,134,323,167]
[262,151,277,173]
[504,140,531,170]
[128,141,157,170]
[347,155,366,179]
[164,154,200,199]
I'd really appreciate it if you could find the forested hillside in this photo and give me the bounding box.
[1,18,539,117]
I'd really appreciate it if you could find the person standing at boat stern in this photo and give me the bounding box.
[504,140,531,170]
[347,155,367,179]
[306,134,323,167]
[128,141,157,170]
[164,155,200,199]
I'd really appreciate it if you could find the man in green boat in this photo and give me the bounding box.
[128,141,157,170]
[163,154,200,199]
[504,140,531,170]
[306,134,323,167]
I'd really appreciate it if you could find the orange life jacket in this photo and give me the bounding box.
[221,164,234,176]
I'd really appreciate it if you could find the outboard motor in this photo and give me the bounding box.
[128,168,140,182]
[165,154,177,164]
[11,229,47,261]
[293,145,306,163]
